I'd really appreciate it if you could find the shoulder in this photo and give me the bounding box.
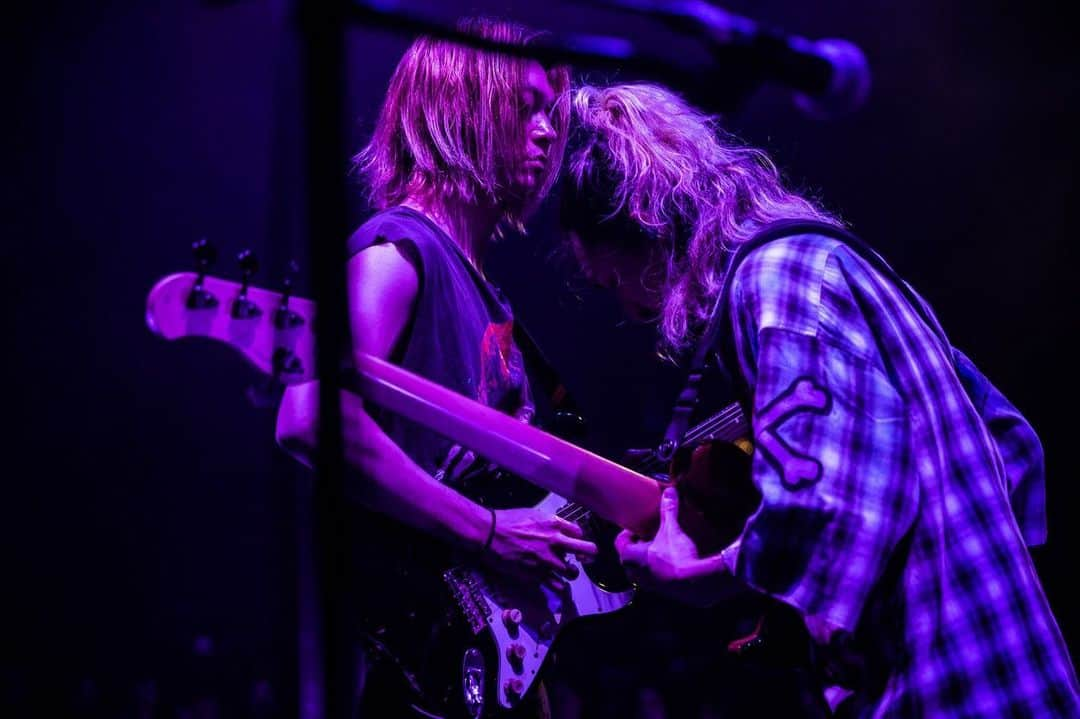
[345,208,426,298]
[729,233,848,335]
[346,206,442,258]
[731,232,849,291]
[346,231,421,357]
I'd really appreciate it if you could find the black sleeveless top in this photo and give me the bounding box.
[342,207,542,658]
[345,206,534,482]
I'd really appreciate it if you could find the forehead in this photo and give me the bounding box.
[523,60,555,101]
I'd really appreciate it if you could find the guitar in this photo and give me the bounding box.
[146,271,795,716]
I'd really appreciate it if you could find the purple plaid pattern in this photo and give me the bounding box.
[723,234,1079,717]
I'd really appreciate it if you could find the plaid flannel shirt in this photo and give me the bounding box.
[722,233,1079,716]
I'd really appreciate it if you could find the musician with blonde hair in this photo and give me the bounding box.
[275,18,594,717]
[559,82,1080,717]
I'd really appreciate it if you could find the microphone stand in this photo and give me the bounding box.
[577,0,870,117]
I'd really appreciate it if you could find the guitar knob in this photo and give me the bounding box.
[506,643,526,672]
[504,678,524,702]
[502,608,522,629]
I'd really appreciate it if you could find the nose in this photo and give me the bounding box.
[532,112,555,149]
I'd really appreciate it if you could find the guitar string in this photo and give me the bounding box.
[556,406,748,522]
[555,405,749,524]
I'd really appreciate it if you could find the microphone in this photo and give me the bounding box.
[594,0,871,118]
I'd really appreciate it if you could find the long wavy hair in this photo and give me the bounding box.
[560,83,841,355]
[354,17,570,233]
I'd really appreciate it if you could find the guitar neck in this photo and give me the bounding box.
[147,272,663,535]
[556,402,751,522]
[351,353,662,534]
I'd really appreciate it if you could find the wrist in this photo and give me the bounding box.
[481,507,497,554]
[457,502,494,552]
[684,550,734,581]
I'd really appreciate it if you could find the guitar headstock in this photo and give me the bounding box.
[145,247,317,384]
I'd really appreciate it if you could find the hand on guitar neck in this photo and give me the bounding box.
[616,486,743,608]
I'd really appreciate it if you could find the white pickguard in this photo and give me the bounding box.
[446,493,634,710]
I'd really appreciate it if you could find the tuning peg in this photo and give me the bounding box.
[193,237,217,271]
[187,237,219,309]
[283,260,299,296]
[237,249,259,282]
[274,260,304,330]
[232,248,263,319]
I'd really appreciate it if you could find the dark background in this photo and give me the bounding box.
[7,0,1077,716]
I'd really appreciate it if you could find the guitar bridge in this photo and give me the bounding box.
[444,567,492,635]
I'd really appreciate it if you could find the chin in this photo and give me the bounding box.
[507,183,547,219]
[517,174,540,194]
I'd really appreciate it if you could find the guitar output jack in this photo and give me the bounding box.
[462,647,485,718]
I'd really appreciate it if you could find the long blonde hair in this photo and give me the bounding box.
[354,17,570,232]
[561,83,840,353]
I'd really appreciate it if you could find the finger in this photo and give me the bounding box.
[552,517,585,538]
[658,486,679,530]
[443,444,463,467]
[555,536,598,558]
[617,538,649,567]
[449,450,477,481]
[438,446,461,480]
[614,529,635,556]
[544,576,567,594]
[536,549,573,575]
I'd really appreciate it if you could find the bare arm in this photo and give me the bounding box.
[275,243,594,573]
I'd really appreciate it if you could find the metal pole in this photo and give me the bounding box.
[299,1,350,717]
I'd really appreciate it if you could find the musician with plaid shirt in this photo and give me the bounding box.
[560,82,1080,717]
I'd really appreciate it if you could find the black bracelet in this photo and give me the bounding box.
[481,507,497,553]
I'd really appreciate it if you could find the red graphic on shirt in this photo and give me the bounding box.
[478,320,525,410]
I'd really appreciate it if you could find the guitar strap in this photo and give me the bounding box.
[661,219,951,459]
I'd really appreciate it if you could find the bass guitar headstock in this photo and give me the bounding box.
[145,239,317,385]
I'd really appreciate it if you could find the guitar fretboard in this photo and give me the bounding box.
[554,402,749,525]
